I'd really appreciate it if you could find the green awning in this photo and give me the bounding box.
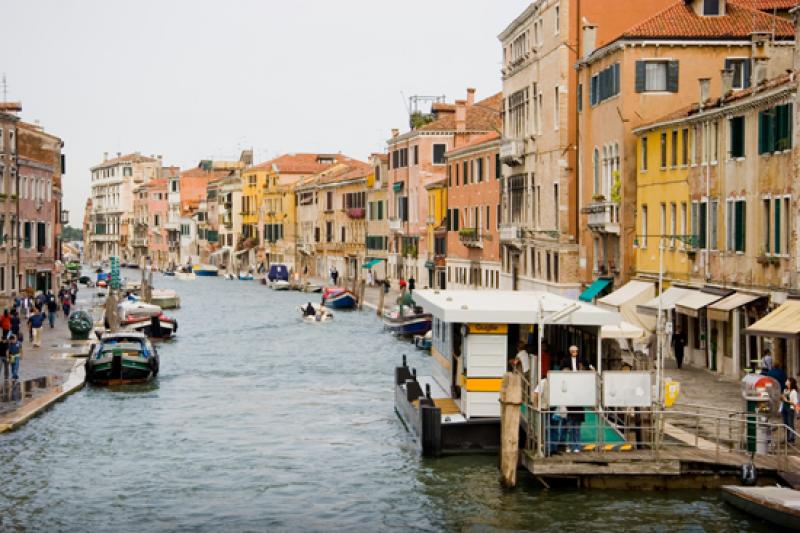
[579,277,612,302]
[362,258,383,269]
[392,182,404,192]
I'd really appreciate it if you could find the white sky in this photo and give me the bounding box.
[3,0,530,226]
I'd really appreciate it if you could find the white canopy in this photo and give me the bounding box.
[636,286,695,316]
[601,321,646,339]
[413,289,622,327]
[597,280,656,334]
[674,290,724,318]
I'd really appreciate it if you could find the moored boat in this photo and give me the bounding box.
[322,287,357,309]
[193,264,219,277]
[150,289,180,309]
[121,313,178,339]
[721,486,800,530]
[238,272,254,281]
[85,331,159,385]
[270,279,291,290]
[414,331,432,350]
[383,305,432,335]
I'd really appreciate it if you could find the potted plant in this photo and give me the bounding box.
[610,171,621,203]
[592,193,606,202]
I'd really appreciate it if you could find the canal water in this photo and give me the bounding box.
[0,272,771,531]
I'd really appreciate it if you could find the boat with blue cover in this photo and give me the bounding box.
[86,331,159,385]
[322,287,357,309]
[193,264,218,277]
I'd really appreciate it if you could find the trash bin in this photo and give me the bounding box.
[68,310,93,341]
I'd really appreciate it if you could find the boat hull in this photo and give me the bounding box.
[194,269,218,277]
[87,356,156,385]
[121,316,178,339]
[393,362,500,457]
[384,314,432,335]
[324,290,357,309]
[86,333,159,386]
[721,486,800,530]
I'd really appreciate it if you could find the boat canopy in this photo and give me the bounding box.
[413,289,621,327]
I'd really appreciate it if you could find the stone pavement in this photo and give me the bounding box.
[667,365,742,410]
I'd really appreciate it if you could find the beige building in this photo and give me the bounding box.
[365,153,389,282]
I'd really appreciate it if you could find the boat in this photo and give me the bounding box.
[267,264,289,283]
[175,270,196,280]
[193,264,219,277]
[149,289,180,309]
[85,331,159,385]
[394,289,624,457]
[297,304,334,323]
[721,486,800,530]
[322,287,357,309]
[238,272,254,281]
[302,283,322,293]
[120,313,178,339]
[270,279,291,290]
[162,270,175,277]
[414,331,432,350]
[383,298,432,335]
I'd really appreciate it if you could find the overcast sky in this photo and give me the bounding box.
[4,0,529,226]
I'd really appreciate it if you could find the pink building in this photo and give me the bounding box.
[133,178,169,268]
[386,89,501,282]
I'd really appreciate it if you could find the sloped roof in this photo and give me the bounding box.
[446,131,501,157]
[91,152,158,170]
[418,92,502,132]
[250,153,344,174]
[180,167,230,180]
[316,161,371,185]
[622,0,794,39]
[734,0,798,10]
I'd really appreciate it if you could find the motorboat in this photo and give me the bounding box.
[721,486,800,530]
[267,264,289,283]
[297,303,334,323]
[149,289,180,309]
[193,264,219,277]
[175,266,196,281]
[414,331,432,351]
[85,331,159,385]
[120,313,178,339]
[270,279,291,290]
[238,272,254,281]
[162,270,176,277]
[117,298,161,321]
[322,287,357,309]
[383,305,432,336]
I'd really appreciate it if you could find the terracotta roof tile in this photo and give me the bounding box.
[418,92,502,132]
[91,152,158,170]
[622,1,794,39]
[250,153,344,174]
[733,0,798,10]
[447,131,501,156]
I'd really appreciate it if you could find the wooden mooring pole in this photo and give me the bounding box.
[377,282,386,316]
[500,371,523,488]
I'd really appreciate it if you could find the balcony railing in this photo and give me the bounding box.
[388,218,403,233]
[499,224,523,242]
[500,139,525,165]
[132,238,148,247]
[585,201,620,234]
[458,228,482,248]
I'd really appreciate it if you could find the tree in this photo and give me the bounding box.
[60,225,83,241]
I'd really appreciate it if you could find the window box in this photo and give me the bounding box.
[346,207,365,219]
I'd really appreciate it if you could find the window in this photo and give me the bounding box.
[640,136,648,171]
[590,63,620,106]
[476,158,483,182]
[325,221,333,242]
[641,205,648,248]
[703,0,720,16]
[681,128,689,165]
[593,148,601,192]
[758,103,793,154]
[413,145,419,165]
[660,203,666,239]
[398,196,408,222]
[710,121,719,162]
[341,226,346,243]
[577,83,582,113]
[729,116,745,158]
[670,203,677,247]
[553,183,559,231]
[635,60,679,93]
[660,132,667,168]
[554,5,559,34]
[495,154,501,179]
[553,87,560,130]
[726,198,746,252]
[671,130,678,167]
[507,88,528,138]
[325,191,334,211]
[725,58,750,90]
[681,202,687,247]
[432,144,446,165]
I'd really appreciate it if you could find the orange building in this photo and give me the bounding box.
[444,132,502,290]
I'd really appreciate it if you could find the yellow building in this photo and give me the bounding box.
[424,179,447,289]
[634,124,692,285]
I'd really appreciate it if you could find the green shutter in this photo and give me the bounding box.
[635,61,646,93]
[667,61,679,93]
[735,201,745,252]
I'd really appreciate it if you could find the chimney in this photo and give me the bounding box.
[391,128,399,138]
[103,152,108,162]
[753,58,769,86]
[582,19,597,59]
[721,68,734,96]
[455,99,467,132]
[117,152,122,158]
[466,88,476,107]
[698,78,711,110]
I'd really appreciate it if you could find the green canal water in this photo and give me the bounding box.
[0,272,773,531]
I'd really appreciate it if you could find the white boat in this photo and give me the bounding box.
[238,272,254,281]
[270,280,291,290]
[117,299,162,321]
[176,271,196,281]
[150,289,180,309]
[297,304,333,322]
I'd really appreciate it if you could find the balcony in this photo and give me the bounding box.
[458,228,482,248]
[346,207,365,220]
[584,201,620,234]
[499,224,523,243]
[388,217,403,233]
[500,139,525,166]
[132,237,148,247]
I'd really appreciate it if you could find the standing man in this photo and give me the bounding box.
[46,292,58,328]
[28,308,45,347]
[0,335,8,381]
[7,334,22,381]
[672,327,686,369]
[408,275,416,293]
[562,345,592,453]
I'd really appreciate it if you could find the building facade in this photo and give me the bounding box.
[365,153,389,282]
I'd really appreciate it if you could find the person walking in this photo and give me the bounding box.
[0,336,8,381]
[331,268,339,286]
[782,377,798,444]
[0,309,11,339]
[7,335,22,381]
[46,292,58,328]
[61,292,72,319]
[672,327,686,369]
[10,309,20,341]
[408,275,416,293]
[70,283,78,305]
[28,308,44,347]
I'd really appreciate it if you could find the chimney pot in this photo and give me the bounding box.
[582,19,598,58]
[466,88,476,107]
[721,68,734,97]
[455,99,467,133]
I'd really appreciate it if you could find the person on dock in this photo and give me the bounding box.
[563,345,590,453]
[70,283,78,305]
[782,377,798,444]
[512,341,531,375]
[8,334,22,381]
[331,268,339,286]
[761,350,773,374]
[28,308,44,347]
[46,292,58,328]
[768,363,787,389]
